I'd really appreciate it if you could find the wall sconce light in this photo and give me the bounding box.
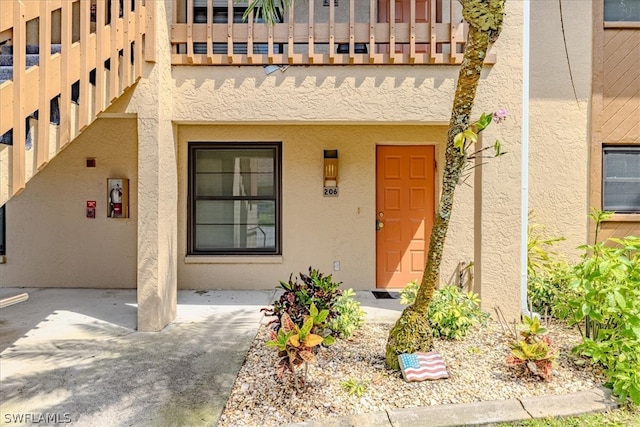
[323,150,338,187]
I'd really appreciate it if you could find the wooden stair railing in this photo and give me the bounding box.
[0,0,153,206]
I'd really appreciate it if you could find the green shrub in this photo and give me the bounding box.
[328,288,365,339]
[400,281,489,340]
[527,266,571,316]
[527,222,569,316]
[341,377,369,397]
[555,235,640,405]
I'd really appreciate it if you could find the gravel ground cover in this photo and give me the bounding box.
[219,320,606,427]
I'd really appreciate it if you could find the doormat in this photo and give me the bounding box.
[372,291,400,299]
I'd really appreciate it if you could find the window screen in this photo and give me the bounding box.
[0,205,4,256]
[188,143,281,255]
[603,146,640,213]
[604,0,640,21]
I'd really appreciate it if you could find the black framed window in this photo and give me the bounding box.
[188,142,281,255]
[604,0,640,21]
[0,205,5,256]
[603,146,640,213]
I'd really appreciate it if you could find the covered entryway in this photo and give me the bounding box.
[376,145,435,288]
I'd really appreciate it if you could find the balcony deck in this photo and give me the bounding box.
[170,0,496,65]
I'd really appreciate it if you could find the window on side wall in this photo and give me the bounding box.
[604,0,640,21]
[0,205,5,256]
[603,146,640,213]
[188,142,281,255]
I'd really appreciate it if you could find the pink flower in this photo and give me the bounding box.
[493,108,507,123]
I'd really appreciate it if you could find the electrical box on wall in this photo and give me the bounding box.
[323,150,338,197]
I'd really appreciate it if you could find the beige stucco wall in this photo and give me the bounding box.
[163,0,524,319]
[4,0,602,324]
[529,0,592,260]
[177,124,459,290]
[0,118,138,288]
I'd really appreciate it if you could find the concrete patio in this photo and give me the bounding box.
[0,288,617,427]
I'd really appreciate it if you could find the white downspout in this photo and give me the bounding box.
[521,0,531,317]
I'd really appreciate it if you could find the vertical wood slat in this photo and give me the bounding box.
[288,4,294,63]
[96,0,106,113]
[12,0,26,195]
[450,0,461,63]
[109,0,119,102]
[122,0,131,86]
[135,0,144,76]
[409,0,416,62]
[145,0,156,62]
[429,0,436,62]
[389,0,396,62]
[308,0,315,63]
[207,0,214,63]
[187,0,194,62]
[79,0,90,129]
[37,0,51,169]
[268,22,274,62]
[59,0,72,148]
[246,9,254,63]
[348,0,355,62]
[329,0,335,63]
[369,0,376,63]
[227,0,233,63]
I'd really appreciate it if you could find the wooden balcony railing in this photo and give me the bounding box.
[170,0,496,65]
[0,0,153,204]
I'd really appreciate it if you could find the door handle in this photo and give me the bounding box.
[376,219,384,231]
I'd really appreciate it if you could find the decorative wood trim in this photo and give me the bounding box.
[37,0,52,170]
[108,0,119,102]
[59,1,72,148]
[11,0,26,195]
[604,21,640,29]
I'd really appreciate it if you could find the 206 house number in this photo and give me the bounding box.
[323,187,339,197]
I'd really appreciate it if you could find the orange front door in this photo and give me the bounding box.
[376,145,435,288]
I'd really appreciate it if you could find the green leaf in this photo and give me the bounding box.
[588,310,604,323]
[454,132,465,152]
[322,335,336,346]
[310,302,319,319]
[462,129,478,143]
[614,291,626,309]
[477,112,493,131]
[316,309,329,324]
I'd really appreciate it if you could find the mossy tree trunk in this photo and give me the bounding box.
[244,0,506,371]
[385,0,506,370]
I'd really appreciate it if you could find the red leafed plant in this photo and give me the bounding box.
[266,304,335,389]
[505,316,557,381]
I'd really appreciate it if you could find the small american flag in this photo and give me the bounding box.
[398,351,449,382]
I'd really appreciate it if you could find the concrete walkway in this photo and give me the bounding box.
[0,288,617,426]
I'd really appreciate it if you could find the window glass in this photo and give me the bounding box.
[603,146,640,213]
[604,0,640,21]
[0,205,5,256]
[189,143,280,254]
